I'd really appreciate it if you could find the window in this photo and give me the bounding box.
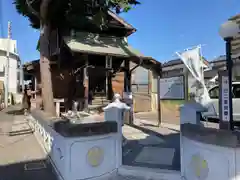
[209,86,219,99]
[233,84,240,98]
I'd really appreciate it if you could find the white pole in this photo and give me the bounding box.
[4,21,11,108]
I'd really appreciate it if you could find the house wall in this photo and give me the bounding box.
[112,72,124,96]
[0,47,20,94]
[131,62,149,84]
[0,39,18,54]
[130,62,152,112]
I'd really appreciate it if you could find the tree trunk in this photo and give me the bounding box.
[39,0,56,116]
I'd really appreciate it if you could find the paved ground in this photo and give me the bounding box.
[0,106,57,180]
[134,111,180,125]
[122,119,180,171]
[0,106,156,180]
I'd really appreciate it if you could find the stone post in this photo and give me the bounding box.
[180,102,207,125]
[103,94,130,167]
[179,102,207,178]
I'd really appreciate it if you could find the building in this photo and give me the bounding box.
[161,57,210,78]
[161,57,210,95]
[203,13,240,85]
[0,38,22,103]
[23,11,161,112]
[131,62,150,94]
[229,14,240,78]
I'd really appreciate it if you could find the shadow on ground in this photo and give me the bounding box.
[6,109,25,115]
[122,123,180,171]
[0,158,57,180]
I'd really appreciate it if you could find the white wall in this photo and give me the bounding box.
[0,53,19,94]
[130,62,149,84]
[0,39,17,54]
[0,38,20,95]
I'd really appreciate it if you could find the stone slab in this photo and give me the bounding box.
[123,132,164,145]
[123,126,143,134]
[124,132,149,140]
[138,135,165,145]
[134,147,175,166]
[11,120,31,132]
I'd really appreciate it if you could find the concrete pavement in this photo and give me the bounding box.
[1,106,173,180]
[134,111,180,125]
[0,106,57,180]
[122,119,180,171]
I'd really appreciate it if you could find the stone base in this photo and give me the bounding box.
[27,110,121,180]
[181,123,240,180]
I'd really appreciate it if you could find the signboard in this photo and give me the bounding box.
[219,71,230,122]
[159,76,184,100]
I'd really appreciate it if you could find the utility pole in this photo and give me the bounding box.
[4,21,11,108]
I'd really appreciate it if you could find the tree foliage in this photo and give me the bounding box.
[13,0,140,29]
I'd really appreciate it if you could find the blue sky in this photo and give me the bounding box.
[1,0,240,63]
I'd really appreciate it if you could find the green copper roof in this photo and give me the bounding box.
[63,32,151,58]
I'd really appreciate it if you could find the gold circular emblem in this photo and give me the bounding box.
[189,154,209,180]
[87,147,104,167]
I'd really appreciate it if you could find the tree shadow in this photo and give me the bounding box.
[0,108,57,180]
[0,158,57,180]
[122,123,180,171]
[6,109,25,115]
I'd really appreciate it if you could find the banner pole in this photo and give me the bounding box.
[157,76,161,127]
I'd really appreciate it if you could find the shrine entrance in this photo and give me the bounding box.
[88,68,106,97]
[88,55,107,97]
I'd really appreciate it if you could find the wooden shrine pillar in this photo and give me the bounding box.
[106,56,112,100]
[124,59,131,92]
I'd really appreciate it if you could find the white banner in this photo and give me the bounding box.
[176,47,211,105]
[177,47,202,82]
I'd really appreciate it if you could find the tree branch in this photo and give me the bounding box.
[26,0,41,20]
[40,0,52,23]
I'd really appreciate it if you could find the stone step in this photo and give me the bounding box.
[9,119,34,136]
[91,98,110,105]
[93,97,108,101]
[92,101,109,104]
[9,128,34,136]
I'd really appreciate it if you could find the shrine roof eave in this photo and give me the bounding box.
[63,33,161,75]
[23,56,161,76]
[107,10,136,36]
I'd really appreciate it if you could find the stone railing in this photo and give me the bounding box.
[27,94,130,180]
[180,102,240,180]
